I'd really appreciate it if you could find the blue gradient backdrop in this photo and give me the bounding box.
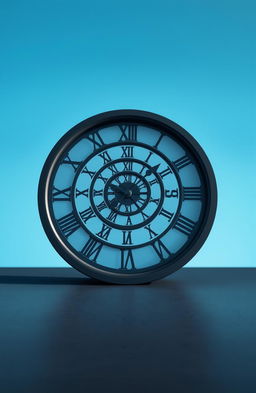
[1,1,255,267]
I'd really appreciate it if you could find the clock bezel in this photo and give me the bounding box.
[38,109,217,284]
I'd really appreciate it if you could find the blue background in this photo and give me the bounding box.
[1,0,255,268]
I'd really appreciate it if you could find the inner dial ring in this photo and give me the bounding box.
[88,157,165,230]
[104,171,151,216]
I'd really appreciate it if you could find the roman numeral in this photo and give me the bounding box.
[174,215,196,235]
[82,166,95,178]
[121,249,135,270]
[183,187,202,200]
[57,212,79,237]
[126,216,132,225]
[93,189,103,197]
[149,197,160,205]
[152,238,171,260]
[81,237,103,261]
[149,178,158,186]
[98,151,112,164]
[173,155,191,170]
[107,210,118,223]
[97,201,107,212]
[121,146,134,157]
[134,178,146,189]
[123,173,132,182]
[76,188,89,198]
[145,151,153,162]
[62,154,81,172]
[108,164,119,175]
[124,205,132,213]
[85,131,105,151]
[160,208,174,221]
[165,189,178,198]
[154,133,164,149]
[53,186,71,201]
[109,197,121,210]
[97,224,112,240]
[123,161,133,171]
[122,230,132,245]
[119,125,137,141]
[141,211,149,220]
[82,166,108,183]
[98,151,119,174]
[159,167,172,178]
[144,225,158,239]
[80,207,96,223]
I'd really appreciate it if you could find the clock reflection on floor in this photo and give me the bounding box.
[38,110,217,284]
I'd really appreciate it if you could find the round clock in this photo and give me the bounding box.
[38,110,217,284]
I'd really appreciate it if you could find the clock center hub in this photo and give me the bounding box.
[103,170,153,215]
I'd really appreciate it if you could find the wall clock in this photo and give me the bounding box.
[38,110,217,284]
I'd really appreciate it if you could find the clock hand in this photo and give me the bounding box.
[145,164,160,177]
[110,184,121,193]
[111,183,131,198]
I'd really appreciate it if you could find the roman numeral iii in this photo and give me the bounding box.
[174,215,196,236]
[183,187,202,200]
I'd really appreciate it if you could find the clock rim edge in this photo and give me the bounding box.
[38,109,218,284]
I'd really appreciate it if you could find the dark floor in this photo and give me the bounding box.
[0,268,255,393]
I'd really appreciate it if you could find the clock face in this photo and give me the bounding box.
[38,110,217,284]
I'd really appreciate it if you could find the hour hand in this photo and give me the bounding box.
[110,184,121,193]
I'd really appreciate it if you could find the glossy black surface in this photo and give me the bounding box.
[0,268,255,393]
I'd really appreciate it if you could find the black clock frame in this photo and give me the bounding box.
[38,109,217,284]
